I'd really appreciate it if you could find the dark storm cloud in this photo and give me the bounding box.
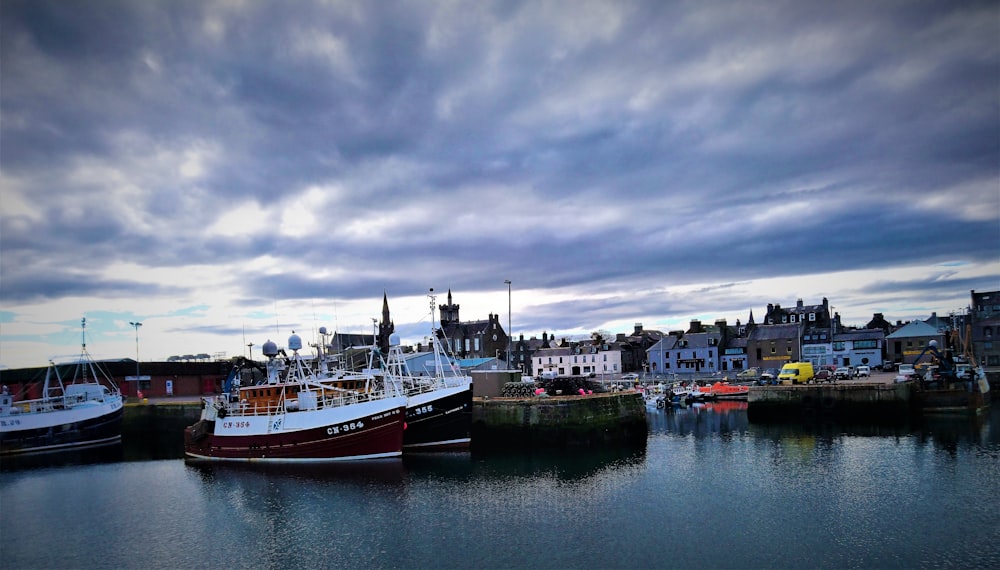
[0,0,997,354]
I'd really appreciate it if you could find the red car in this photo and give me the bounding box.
[813,369,833,382]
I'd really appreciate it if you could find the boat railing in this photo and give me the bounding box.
[228,388,394,417]
[18,392,91,414]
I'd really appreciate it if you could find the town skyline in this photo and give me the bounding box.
[2,1,997,368]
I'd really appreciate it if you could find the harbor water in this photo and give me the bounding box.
[2,401,999,569]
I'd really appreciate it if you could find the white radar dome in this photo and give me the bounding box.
[390,333,401,347]
[262,339,278,357]
[288,332,303,352]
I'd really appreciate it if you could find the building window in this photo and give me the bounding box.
[809,313,816,321]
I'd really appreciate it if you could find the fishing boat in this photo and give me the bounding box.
[909,339,990,415]
[0,318,124,457]
[383,299,473,451]
[184,333,407,462]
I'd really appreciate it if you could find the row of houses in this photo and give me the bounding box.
[2,289,996,399]
[504,289,1000,378]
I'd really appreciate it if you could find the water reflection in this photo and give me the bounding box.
[187,457,409,486]
[0,442,124,472]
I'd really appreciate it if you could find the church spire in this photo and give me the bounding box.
[377,290,394,355]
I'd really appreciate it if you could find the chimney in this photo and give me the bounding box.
[634,323,643,335]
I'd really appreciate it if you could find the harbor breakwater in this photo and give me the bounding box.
[747,381,911,422]
[471,392,648,448]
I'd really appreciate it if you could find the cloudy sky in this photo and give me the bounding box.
[1,0,997,369]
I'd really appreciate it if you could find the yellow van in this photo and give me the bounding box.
[778,362,815,384]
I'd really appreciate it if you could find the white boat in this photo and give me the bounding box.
[0,318,124,457]
[184,333,407,462]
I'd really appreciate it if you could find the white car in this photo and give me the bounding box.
[895,364,916,382]
[834,367,851,380]
[854,365,871,378]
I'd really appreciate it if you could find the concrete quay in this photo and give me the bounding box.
[747,374,911,421]
[471,391,647,448]
[745,370,997,421]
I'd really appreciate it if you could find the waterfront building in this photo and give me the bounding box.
[970,289,1000,367]
[646,335,678,376]
[885,320,946,365]
[722,335,749,372]
[831,329,885,369]
[512,332,552,376]
[437,290,509,361]
[532,342,623,378]
[746,323,801,370]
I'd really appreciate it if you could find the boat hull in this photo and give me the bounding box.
[183,398,407,462]
[0,399,124,457]
[914,385,991,415]
[403,384,473,451]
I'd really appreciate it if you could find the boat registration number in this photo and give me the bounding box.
[409,404,434,417]
[327,421,364,435]
[0,419,22,427]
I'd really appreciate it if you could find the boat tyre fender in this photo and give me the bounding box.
[656,399,664,409]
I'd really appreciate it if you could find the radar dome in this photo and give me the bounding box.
[390,333,401,347]
[262,339,278,357]
[288,332,303,352]
[929,340,938,348]
[319,326,328,335]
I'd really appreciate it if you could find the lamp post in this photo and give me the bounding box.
[129,321,142,395]
[504,279,512,370]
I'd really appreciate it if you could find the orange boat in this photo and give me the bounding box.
[707,381,750,401]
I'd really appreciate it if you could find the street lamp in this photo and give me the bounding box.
[504,279,512,370]
[129,321,142,394]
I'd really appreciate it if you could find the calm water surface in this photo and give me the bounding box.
[2,402,998,569]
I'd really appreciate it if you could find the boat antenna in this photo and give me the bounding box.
[80,317,89,383]
[428,288,436,330]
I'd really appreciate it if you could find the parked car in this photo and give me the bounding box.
[854,365,871,378]
[737,367,761,379]
[881,362,897,372]
[834,367,851,380]
[895,364,916,382]
[813,369,833,382]
[759,368,780,384]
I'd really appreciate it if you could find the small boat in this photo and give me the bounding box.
[0,318,124,457]
[184,333,407,462]
[707,381,750,401]
[643,383,669,410]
